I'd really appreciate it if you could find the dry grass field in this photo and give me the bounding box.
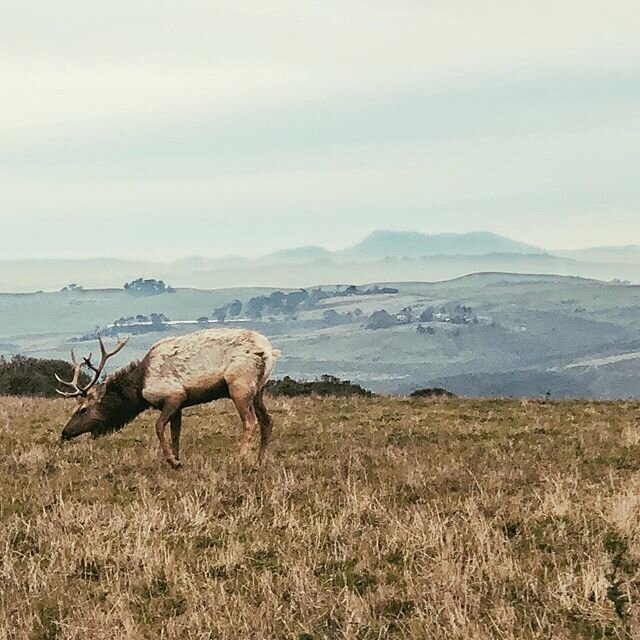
[1,395,640,639]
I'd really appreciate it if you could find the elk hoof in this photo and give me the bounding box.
[168,459,182,470]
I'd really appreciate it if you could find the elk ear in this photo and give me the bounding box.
[93,385,107,401]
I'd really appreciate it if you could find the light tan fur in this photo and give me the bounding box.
[141,329,280,468]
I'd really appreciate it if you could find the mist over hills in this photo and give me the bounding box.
[342,230,542,258]
[1,230,639,293]
[555,245,640,264]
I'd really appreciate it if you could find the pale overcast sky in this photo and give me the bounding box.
[1,1,638,259]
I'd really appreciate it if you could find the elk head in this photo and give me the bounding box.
[56,336,129,441]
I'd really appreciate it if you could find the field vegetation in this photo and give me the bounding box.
[1,395,640,638]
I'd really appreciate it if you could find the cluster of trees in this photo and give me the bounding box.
[211,299,243,323]
[336,285,399,296]
[124,278,175,296]
[244,285,399,321]
[0,355,91,397]
[102,312,171,336]
[113,313,169,326]
[435,304,477,325]
[365,304,478,331]
[416,324,436,335]
[364,307,429,330]
[105,324,168,337]
[322,308,364,327]
[71,312,171,342]
[266,375,373,397]
[246,290,310,320]
[172,286,401,325]
[366,310,397,330]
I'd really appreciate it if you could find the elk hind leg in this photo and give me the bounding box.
[253,389,273,463]
[229,383,259,459]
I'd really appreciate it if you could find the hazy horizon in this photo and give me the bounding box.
[2,1,639,260]
[0,227,638,263]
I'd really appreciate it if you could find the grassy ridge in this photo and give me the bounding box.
[1,396,640,638]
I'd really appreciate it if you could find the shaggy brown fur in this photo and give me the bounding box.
[91,360,151,437]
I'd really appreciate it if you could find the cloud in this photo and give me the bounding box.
[0,1,639,258]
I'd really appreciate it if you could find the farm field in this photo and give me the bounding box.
[2,395,640,639]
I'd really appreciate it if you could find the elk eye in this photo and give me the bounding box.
[78,407,88,415]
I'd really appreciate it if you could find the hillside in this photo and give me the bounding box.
[2,395,640,638]
[0,273,639,399]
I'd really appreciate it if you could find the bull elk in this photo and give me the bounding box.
[56,329,281,468]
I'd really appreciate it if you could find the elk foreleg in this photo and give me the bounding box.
[155,400,183,469]
[170,410,182,461]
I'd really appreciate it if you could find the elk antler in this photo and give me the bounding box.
[55,336,129,398]
[55,349,84,397]
[81,336,129,390]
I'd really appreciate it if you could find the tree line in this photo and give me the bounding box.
[243,285,399,321]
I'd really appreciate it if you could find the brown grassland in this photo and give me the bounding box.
[1,395,640,639]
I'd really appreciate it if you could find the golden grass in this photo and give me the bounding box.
[1,395,640,639]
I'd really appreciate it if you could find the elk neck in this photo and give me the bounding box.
[100,358,152,431]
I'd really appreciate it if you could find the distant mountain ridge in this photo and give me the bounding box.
[260,230,542,262]
[339,230,542,258]
[1,229,639,292]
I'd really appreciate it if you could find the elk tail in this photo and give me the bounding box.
[258,347,281,389]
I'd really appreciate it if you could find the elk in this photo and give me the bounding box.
[56,329,281,468]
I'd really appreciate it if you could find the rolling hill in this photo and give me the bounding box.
[1,273,638,399]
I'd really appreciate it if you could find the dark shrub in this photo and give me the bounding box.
[0,355,92,397]
[410,387,456,399]
[266,375,373,397]
[366,310,396,330]
[124,278,174,296]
